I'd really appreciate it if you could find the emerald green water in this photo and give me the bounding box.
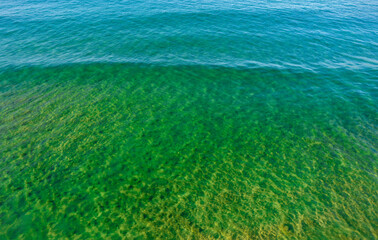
[1,0,378,239]
[1,64,376,239]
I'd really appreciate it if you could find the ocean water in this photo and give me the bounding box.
[0,0,377,239]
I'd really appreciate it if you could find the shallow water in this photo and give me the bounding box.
[0,1,377,239]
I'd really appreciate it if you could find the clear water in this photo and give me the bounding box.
[0,1,377,239]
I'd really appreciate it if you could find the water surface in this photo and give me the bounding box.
[0,0,377,239]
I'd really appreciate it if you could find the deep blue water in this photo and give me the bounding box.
[1,0,377,69]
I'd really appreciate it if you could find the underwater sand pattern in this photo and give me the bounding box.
[0,64,377,239]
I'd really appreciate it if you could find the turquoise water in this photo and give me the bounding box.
[0,1,377,239]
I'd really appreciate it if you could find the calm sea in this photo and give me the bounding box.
[0,0,377,239]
